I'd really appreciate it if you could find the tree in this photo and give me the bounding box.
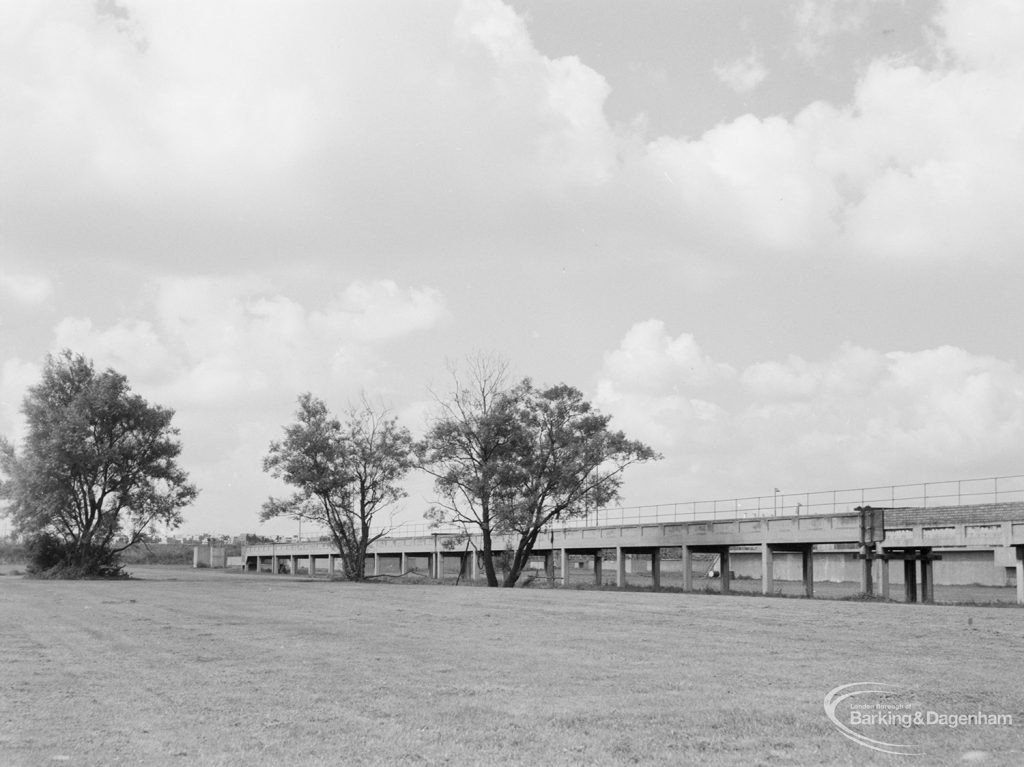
[492,381,660,587]
[418,359,660,587]
[0,350,198,576]
[261,394,413,580]
[416,355,518,586]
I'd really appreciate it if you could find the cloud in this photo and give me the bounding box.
[597,322,1024,501]
[52,277,448,410]
[601,319,734,393]
[794,0,870,62]
[5,0,1023,270]
[0,272,53,305]
[714,52,768,93]
[0,0,620,265]
[0,357,39,445]
[632,0,1024,262]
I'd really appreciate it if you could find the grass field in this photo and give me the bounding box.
[2,565,1022,766]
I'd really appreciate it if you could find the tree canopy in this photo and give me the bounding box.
[0,350,198,576]
[492,380,660,585]
[417,355,518,586]
[418,359,660,587]
[261,393,413,580]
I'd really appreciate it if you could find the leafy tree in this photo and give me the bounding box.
[261,394,413,580]
[418,358,659,587]
[416,355,519,586]
[0,351,198,577]
[492,381,660,587]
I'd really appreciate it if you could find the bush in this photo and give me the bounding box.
[25,533,125,579]
[25,533,66,573]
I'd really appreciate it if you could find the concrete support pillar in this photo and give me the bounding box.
[287,555,296,575]
[544,551,554,586]
[594,552,603,586]
[904,558,918,603]
[560,549,569,587]
[761,543,774,595]
[470,550,478,581]
[720,549,731,593]
[800,546,813,598]
[400,552,407,574]
[681,546,692,591]
[434,553,442,580]
[1016,547,1023,605]
[859,544,873,595]
[308,556,316,577]
[616,547,626,588]
[328,555,335,576]
[373,553,379,576]
[921,551,934,604]
[651,548,661,591]
[877,543,889,600]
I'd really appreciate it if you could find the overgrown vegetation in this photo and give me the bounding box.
[24,532,125,579]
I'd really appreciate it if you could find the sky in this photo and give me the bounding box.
[2,0,1023,537]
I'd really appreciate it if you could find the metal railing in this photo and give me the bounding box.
[269,474,1024,542]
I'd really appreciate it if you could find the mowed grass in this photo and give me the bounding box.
[1,567,1023,766]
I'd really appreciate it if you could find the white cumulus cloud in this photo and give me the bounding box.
[597,321,1024,502]
[714,52,768,93]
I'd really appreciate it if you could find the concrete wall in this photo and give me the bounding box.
[729,548,1011,586]
[886,503,1024,526]
[193,545,227,568]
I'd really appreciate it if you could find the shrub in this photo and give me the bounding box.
[25,533,124,579]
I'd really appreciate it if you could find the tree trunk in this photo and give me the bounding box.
[502,528,540,587]
[481,527,499,587]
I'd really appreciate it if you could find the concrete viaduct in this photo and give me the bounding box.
[240,503,1024,604]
